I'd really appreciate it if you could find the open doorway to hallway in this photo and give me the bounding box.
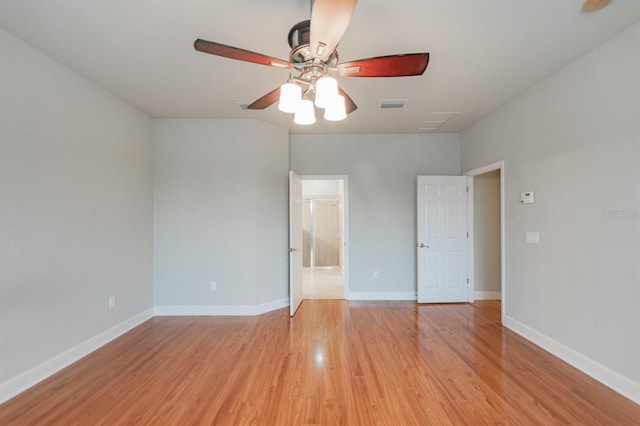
[301,177,348,299]
[466,161,505,310]
[473,169,502,301]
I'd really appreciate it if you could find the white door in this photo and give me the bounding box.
[417,176,469,303]
[289,171,303,316]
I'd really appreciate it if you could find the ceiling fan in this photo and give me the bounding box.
[194,0,429,124]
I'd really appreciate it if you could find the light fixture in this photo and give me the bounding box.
[278,81,301,113]
[324,95,347,121]
[314,76,339,109]
[277,67,349,125]
[294,99,316,125]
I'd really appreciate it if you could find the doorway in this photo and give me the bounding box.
[301,177,348,299]
[465,161,505,316]
[416,175,470,303]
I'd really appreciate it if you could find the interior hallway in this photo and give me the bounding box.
[302,267,344,299]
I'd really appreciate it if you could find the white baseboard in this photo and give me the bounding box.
[0,299,289,404]
[474,291,502,300]
[348,291,416,301]
[8,302,636,408]
[154,298,289,316]
[503,314,640,405]
[0,308,154,405]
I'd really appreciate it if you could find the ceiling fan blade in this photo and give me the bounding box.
[338,87,358,114]
[310,0,357,62]
[246,87,282,110]
[582,0,611,12]
[194,39,292,69]
[338,53,429,77]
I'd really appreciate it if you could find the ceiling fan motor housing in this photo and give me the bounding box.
[288,20,311,49]
[288,20,338,67]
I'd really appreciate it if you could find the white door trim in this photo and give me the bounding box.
[300,175,350,300]
[464,161,506,320]
[466,175,473,303]
[289,171,303,316]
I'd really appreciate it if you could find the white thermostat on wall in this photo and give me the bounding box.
[520,191,535,204]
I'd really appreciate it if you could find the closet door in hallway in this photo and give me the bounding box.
[302,199,340,268]
[313,200,340,267]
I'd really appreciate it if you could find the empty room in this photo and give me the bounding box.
[1,0,639,424]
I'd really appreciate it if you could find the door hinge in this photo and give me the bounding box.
[466,186,469,193]
[467,278,469,284]
[467,232,469,238]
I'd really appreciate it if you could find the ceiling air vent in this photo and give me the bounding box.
[425,111,457,121]
[418,112,459,131]
[379,99,408,109]
[418,121,445,131]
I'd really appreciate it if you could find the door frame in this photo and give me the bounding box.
[289,171,303,316]
[464,161,506,319]
[300,175,350,300]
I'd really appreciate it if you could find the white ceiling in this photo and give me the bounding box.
[1,0,639,134]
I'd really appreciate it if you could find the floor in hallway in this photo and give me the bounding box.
[303,267,344,299]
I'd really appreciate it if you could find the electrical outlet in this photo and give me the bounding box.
[210,281,217,291]
[108,296,116,309]
[526,232,540,244]
[373,270,379,279]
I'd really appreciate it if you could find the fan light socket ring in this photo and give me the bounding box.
[289,46,338,68]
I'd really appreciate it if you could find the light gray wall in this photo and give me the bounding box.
[461,23,640,385]
[0,29,153,382]
[153,119,289,307]
[290,133,460,294]
[474,170,501,293]
[255,126,290,305]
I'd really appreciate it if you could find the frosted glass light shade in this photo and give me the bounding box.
[294,99,316,125]
[278,82,301,113]
[324,95,347,121]
[314,76,338,108]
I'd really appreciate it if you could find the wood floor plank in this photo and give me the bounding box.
[1,300,639,425]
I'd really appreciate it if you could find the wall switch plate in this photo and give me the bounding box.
[373,270,379,279]
[526,231,540,244]
[108,296,116,309]
[210,281,217,291]
[520,191,535,204]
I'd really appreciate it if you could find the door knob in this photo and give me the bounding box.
[418,243,429,248]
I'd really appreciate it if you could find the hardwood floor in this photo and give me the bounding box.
[1,301,638,425]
